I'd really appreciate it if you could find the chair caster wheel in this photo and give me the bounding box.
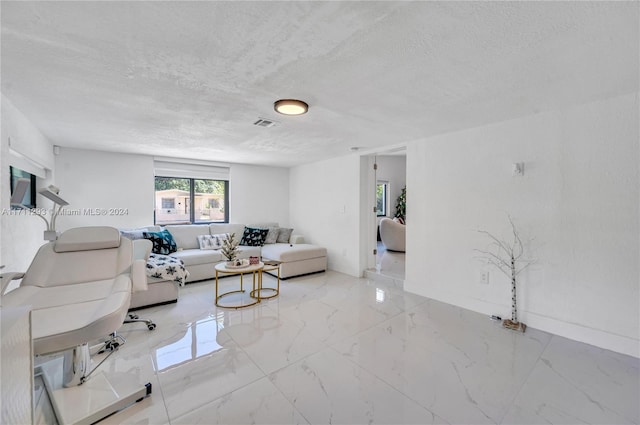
[105,341,119,351]
[129,314,139,319]
[147,323,156,330]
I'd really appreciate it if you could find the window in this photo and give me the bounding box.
[376,181,388,217]
[155,177,228,225]
[10,166,36,208]
[161,198,175,209]
[194,179,226,223]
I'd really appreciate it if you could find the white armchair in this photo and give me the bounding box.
[379,218,406,252]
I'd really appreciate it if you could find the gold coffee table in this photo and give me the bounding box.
[214,262,264,309]
[251,260,282,300]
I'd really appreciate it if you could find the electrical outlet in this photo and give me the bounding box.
[480,271,489,285]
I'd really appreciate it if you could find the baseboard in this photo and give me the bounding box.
[404,287,639,358]
[128,299,177,311]
[523,312,639,358]
[264,269,326,280]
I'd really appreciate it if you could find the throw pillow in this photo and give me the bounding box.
[393,217,405,225]
[276,228,293,243]
[143,229,177,255]
[197,233,229,250]
[264,227,280,244]
[240,227,269,246]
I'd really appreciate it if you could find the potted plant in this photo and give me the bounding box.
[221,233,239,265]
[394,186,406,223]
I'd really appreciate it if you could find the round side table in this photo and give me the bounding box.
[214,262,264,309]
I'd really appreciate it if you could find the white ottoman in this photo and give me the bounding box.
[261,243,327,279]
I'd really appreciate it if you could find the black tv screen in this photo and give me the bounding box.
[10,166,36,208]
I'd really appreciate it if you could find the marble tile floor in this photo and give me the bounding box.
[67,270,637,425]
[365,242,405,284]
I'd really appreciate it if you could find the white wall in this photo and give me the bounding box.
[54,148,290,230]
[1,95,55,273]
[54,148,155,229]
[290,154,363,277]
[229,164,289,226]
[405,92,639,357]
[375,155,406,219]
[1,95,55,174]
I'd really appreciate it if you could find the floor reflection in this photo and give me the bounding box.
[373,241,405,281]
[99,270,637,425]
[154,315,225,371]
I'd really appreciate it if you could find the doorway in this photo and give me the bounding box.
[364,149,406,282]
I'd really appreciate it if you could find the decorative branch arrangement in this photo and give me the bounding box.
[476,217,534,332]
[221,233,239,262]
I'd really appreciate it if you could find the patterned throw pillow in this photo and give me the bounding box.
[276,228,293,243]
[264,227,280,244]
[143,229,177,255]
[197,233,229,250]
[240,227,269,246]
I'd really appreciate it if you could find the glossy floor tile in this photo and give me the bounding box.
[365,241,405,284]
[77,270,636,424]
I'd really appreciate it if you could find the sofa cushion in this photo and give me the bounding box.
[276,228,293,243]
[240,227,268,246]
[261,243,327,262]
[143,229,177,255]
[170,249,223,266]
[197,233,229,250]
[165,225,210,250]
[248,222,279,229]
[209,223,246,240]
[236,245,262,258]
[120,226,162,240]
[120,230,145,240]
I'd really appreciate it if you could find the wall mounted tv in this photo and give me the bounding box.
[10,166,36,208]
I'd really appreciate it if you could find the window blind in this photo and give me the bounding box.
[153,158,230,181]
[9,149,47,178]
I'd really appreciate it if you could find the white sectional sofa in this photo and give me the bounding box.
[167,222,327,281]
[123,222,327,309]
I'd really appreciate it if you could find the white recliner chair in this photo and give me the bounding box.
[379,217,406,252]
[0,226,153,424]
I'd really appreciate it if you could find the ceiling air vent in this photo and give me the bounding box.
[253,118,277,128]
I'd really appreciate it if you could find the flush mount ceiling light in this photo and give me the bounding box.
[274,99,308,116]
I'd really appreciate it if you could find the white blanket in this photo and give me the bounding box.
[146,254,189,286]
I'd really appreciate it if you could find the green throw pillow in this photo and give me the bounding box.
[143,229,177,255]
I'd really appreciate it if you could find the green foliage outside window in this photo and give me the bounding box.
[155,177,188,191]
[155,177,224,194]
[376,182,387,216]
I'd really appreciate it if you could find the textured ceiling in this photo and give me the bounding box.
[1,1,638,167]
